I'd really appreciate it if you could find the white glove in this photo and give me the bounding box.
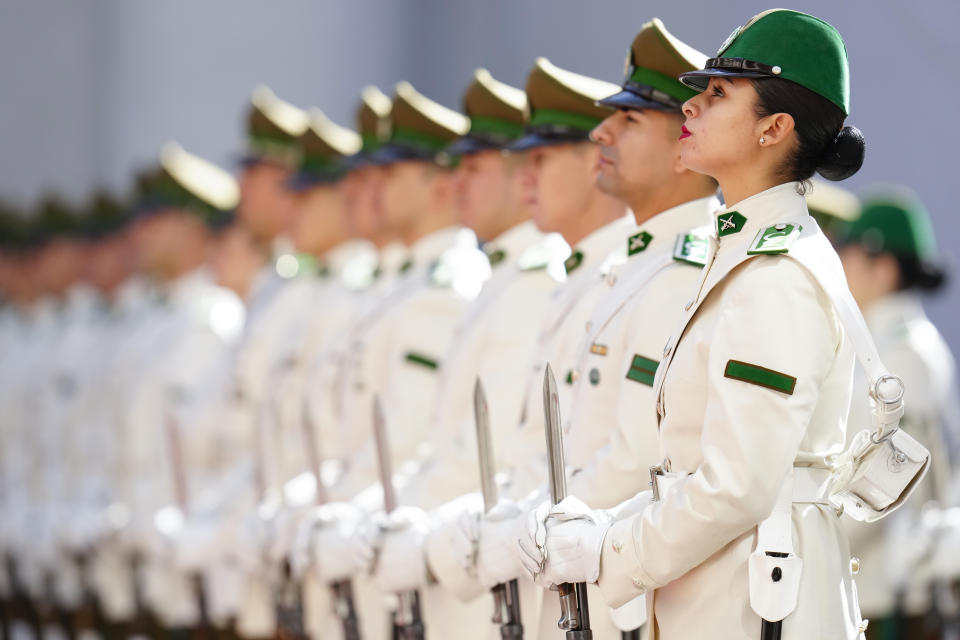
[447,506,480,577]
[312,502,376,583]
[373,506,433,593]
[518,500,550,580]
[519,497,612,586]
[477,499,527,588]
[539,496,612,586]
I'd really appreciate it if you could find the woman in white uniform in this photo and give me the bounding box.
[519,9,873,639]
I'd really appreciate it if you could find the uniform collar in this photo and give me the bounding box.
[378,241,410,278]
[571,213,637,270]
[407,225,472,268]
[484,220,543,268]
[323,239,376,276]
[713,182,808,242]
[165,267,212,306]
[630,195,720,256]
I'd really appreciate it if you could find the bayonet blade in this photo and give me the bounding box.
[542,363,566,506]
[473,377,498,513]
[372,394,398,514]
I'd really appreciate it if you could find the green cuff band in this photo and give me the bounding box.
[405,351,439,370]
[391,127,450,152]
[469,115,525,140]
[626,354,658,386]
[529,109,602,132]
[629,66,698,102]
[724,360,796,395]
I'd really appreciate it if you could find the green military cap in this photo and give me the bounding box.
[371,82,469,165]
[344,86,392,169]
[510,57,619,152]
[289,109,363,191]
[31,195,85,245]
[599,18,707,112]
[446,69,528,156]
[0,202,31,252]
[241,86,310,168]
[140,142,240,229]
[680,9,850,114]
[839,188,938,261]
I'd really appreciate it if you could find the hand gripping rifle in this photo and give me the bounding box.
[302,397,361,640]
[473,378,523,639]
[372,396,425,640]
[542,364,592,640]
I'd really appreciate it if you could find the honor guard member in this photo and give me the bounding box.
[444,57,632,638]
[522,10,888,639]
[516,20,719,636]
[369,68,567,640]
[834,190,959,639]
[308,81,475,640]
[105,144,245,639]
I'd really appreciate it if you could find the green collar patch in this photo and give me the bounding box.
[747,223,802,255]
[485,247,507,267]
[405,351,439,370]
[717,210,748,237]
[627,230,653,257]
[564,250,584,274]
[724,359,796,395]
[672,232,710,267]
[626,354,658,386]
[398,258,414,274]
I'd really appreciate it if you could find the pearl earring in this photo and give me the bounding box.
[759,137,766,145]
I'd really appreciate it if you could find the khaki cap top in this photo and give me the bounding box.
[290,109,363,189]
[448,69,528,155]
[356,85,393,153]
[244,86,310,168]
[511,57,618,151]
[371,82,469,165]
[139,143,239,229]
[599,18,707,112]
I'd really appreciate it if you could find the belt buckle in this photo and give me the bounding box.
[649,465,664,501]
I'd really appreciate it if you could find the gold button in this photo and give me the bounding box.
[631,577,646,592]
[612,540,623,553]
[850,557,860,575]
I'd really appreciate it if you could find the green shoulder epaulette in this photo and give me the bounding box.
[672,232,709,266]
[747,223,802,255]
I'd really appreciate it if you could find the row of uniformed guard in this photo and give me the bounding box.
[0,8,958,640]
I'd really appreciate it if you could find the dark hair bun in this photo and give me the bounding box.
[816,125,865,181]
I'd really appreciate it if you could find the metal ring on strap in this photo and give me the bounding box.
[872,373,905,407]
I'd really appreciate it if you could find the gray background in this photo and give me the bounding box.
[1,0,957,348]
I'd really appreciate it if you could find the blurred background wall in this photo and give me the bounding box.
[1,0,957,344]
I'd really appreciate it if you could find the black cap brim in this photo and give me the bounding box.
[508,130,591,153]
[287,171,342,192]
[679,68,771,92]
[596,89,679,112]
[445,135,502,157]
[369,143,437,166]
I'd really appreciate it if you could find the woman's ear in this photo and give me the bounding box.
[758,112,796,147]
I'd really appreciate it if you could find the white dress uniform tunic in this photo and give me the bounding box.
[597,183,864,639]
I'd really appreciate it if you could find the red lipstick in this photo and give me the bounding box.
[679,125,692,140]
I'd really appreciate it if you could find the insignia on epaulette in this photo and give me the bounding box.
[747,223,802,255]
[672,232,709,266]
[590,343,608,356]
[627,231,653,256]
[405,351,439,370]
[564,250,584,274]
[625,354,658,386]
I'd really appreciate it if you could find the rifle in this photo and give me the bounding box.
[473,378,523,639]
[372,396,425,640]
[302,396,361,640]
[163,402,213,640]
[542,364,592,640]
